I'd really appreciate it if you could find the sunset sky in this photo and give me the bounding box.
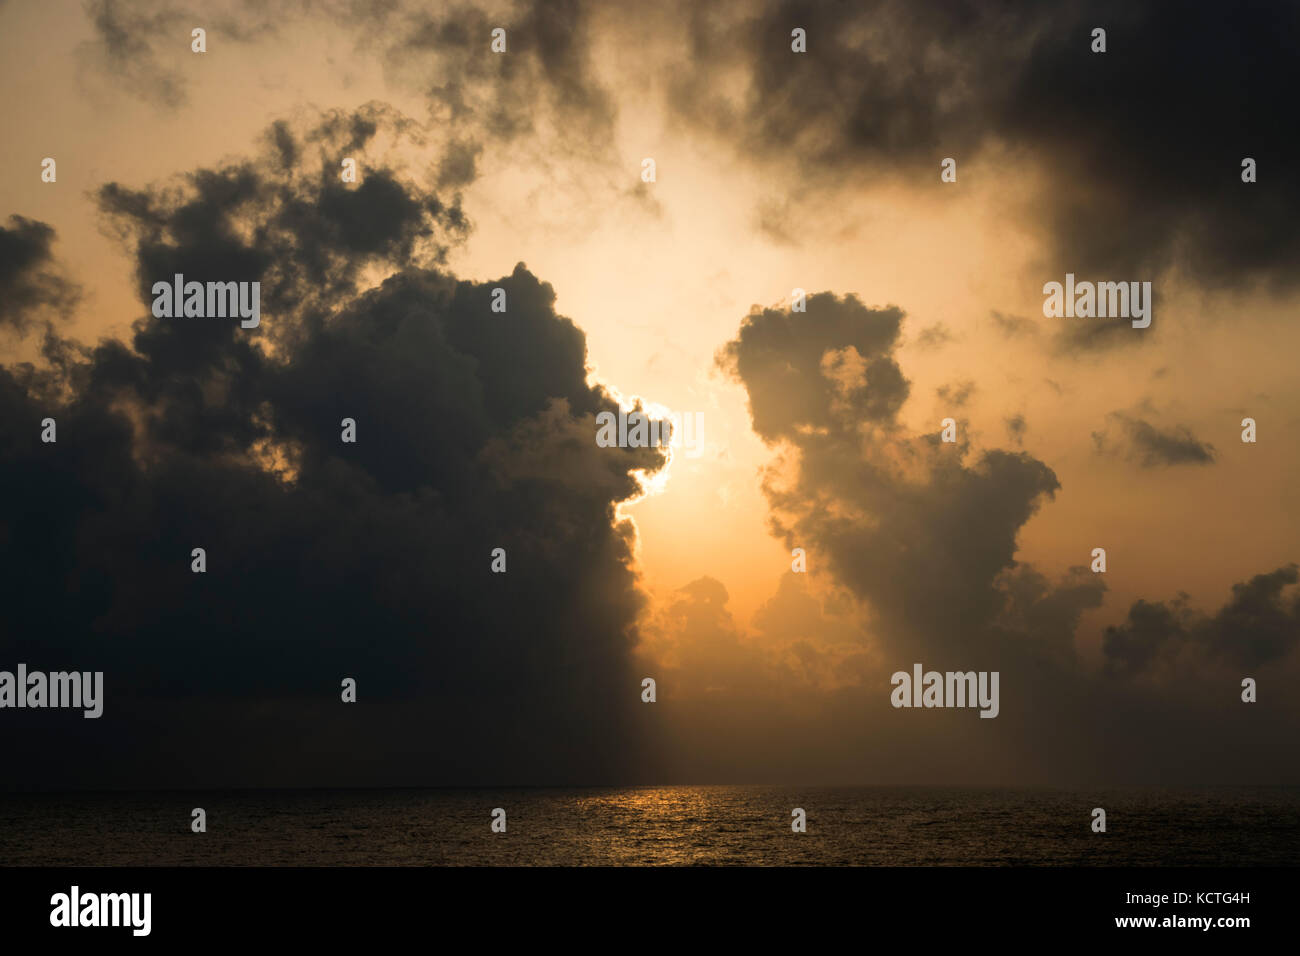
[2,0,1298,789]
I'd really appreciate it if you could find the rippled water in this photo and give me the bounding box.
[2,786,1296,865]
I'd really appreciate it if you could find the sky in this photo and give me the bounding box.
[1,0,1298,789]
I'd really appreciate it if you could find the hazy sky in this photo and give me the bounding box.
[2,0,1298,788]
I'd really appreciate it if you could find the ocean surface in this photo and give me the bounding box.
[2,786,1297,866]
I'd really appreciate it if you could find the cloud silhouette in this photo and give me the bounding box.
[1105,565,1300,674]
[665,0,1300,294]
[710,288,1299,784]
[0,110,667,788]
[0,216,80,335]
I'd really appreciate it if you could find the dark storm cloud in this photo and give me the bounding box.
[1092,411,1217,467]
[1104,565,1300,674]
[717,292,1090,665]
[0,216,80,335]
[79,1,1300,297]
[665,0,1300,294]
[714,288,1298,784]
[0,111,666,788]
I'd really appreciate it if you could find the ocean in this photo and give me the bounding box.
[2,786,1296,866]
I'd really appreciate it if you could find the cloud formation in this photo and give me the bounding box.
[1105,565,1300,675]
[79,1,1300,304]
[1092,411,1217,467]
[0,216,80,335]
[718,292,1090,665]
[663,0,1300,291]
[706,289,1298,783]
[0,110,666,788]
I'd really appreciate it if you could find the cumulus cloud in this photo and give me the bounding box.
[718,292,1085,664]
[1004,413,1026,445]
[1105,565,1300,675]
[706,288,1298,783]
[0,110,667,788]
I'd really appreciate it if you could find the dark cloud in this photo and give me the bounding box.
[14,2,1299,793]
[1092,411,1217,467]
[1104,565,1300,675]
[79,1,1300,299]
[81,0,618,156]
[0,111,667,788]
[374,0,617,148]
[664,0,1300,293]
[95,103,467,363]
[715,288,1298,784]
[718,291,1082,666]
[718,293,909,442]
[436,138,484,190]
[0,216,81,335]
